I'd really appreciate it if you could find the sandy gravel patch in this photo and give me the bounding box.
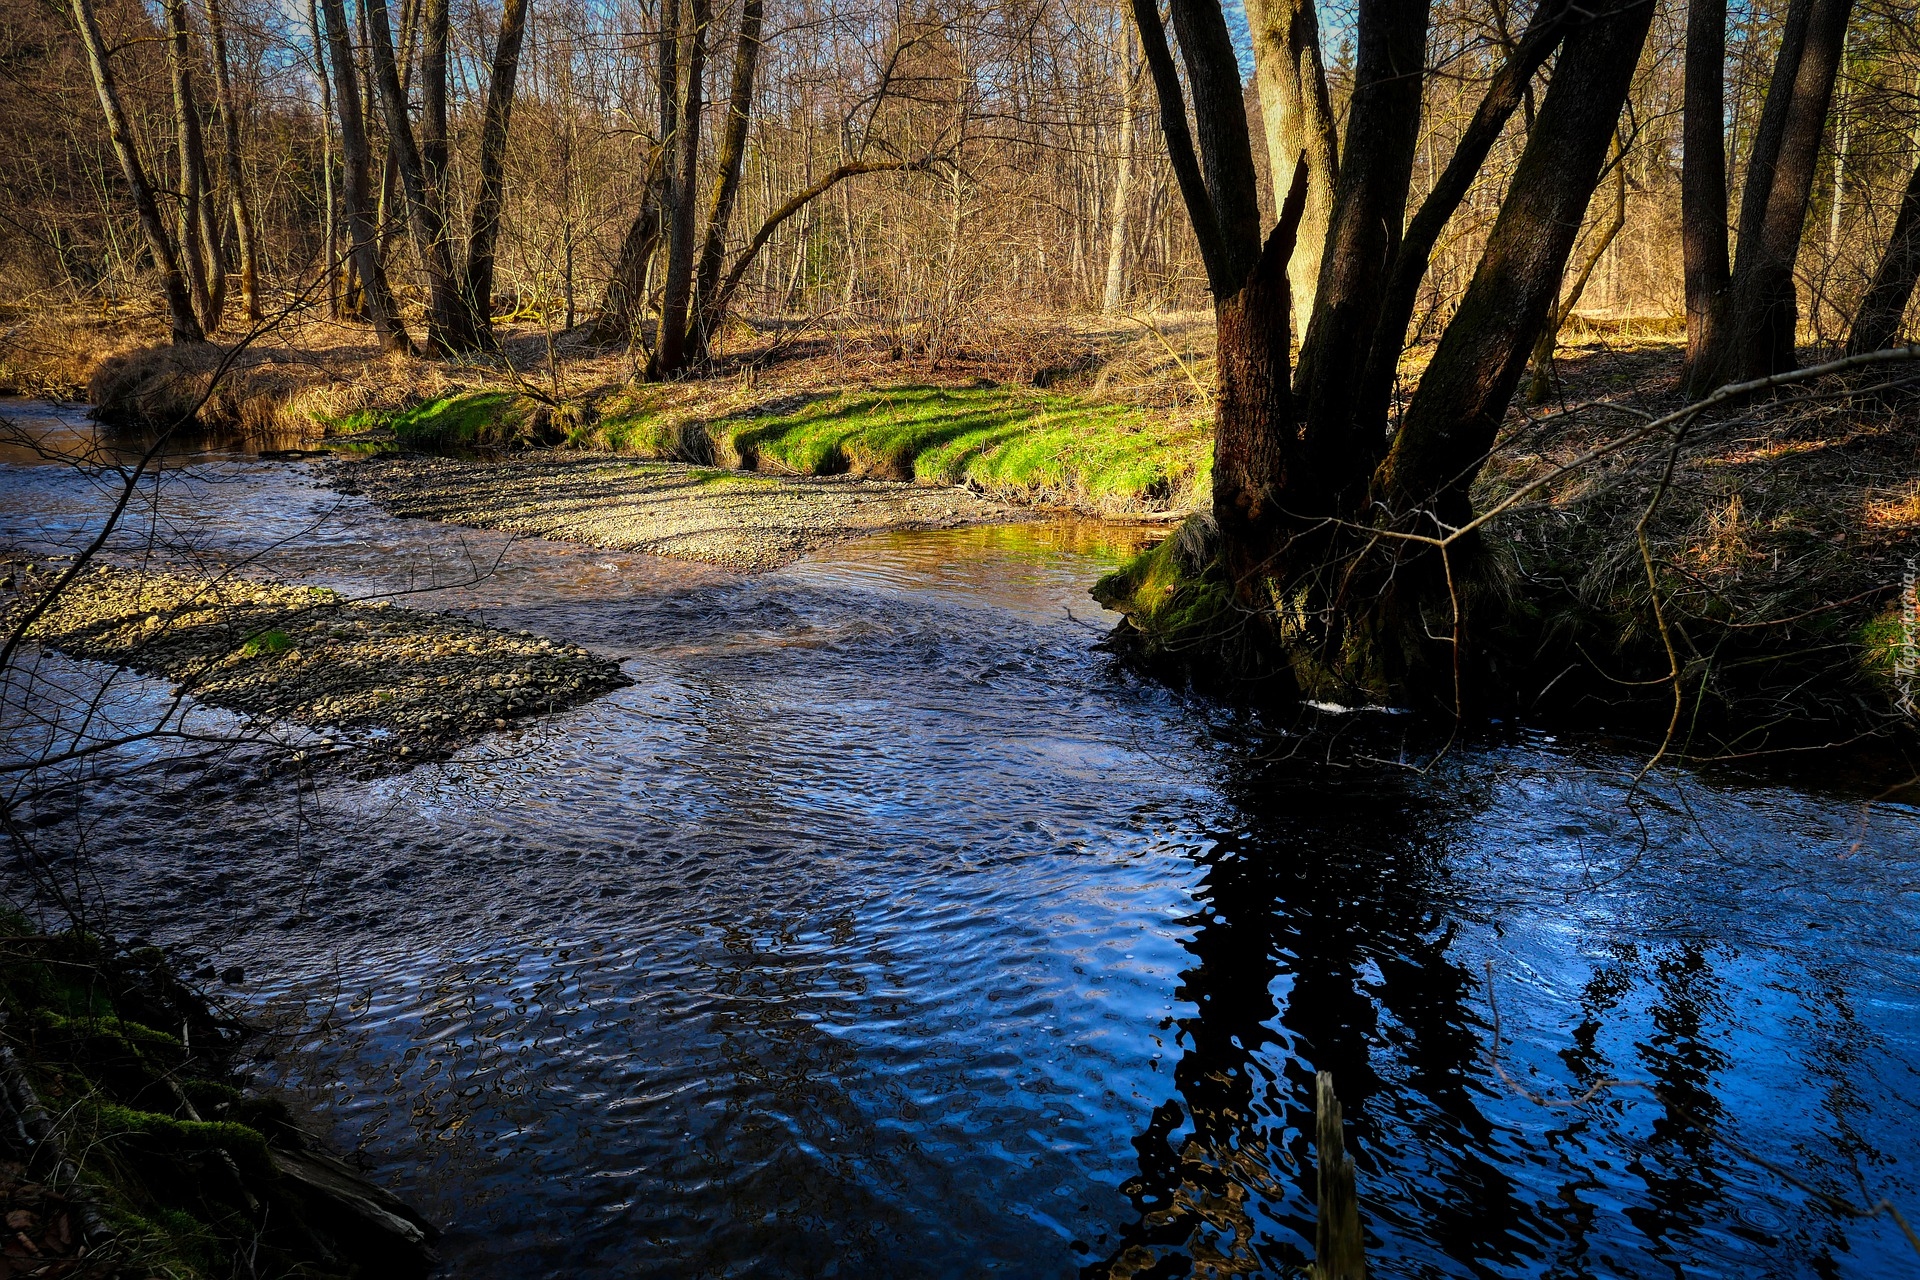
[330,454,1024,569]
[15,563,629,757]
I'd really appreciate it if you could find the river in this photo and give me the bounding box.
[3,398,1918,1278]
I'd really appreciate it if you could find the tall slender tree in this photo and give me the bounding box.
[692,0,765,354]
[1680,0,1729,384]
[68,0,204,343]
[205,0,261,322]
[1690,0,1856,389]
[165,0,221,332]
[652,0,711,375]
[1242,0,1339,333]
[464,0,532,337]
[319,0,411,352]
[365,0,478,354]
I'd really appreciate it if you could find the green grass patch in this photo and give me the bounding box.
[238,628,291,657]
[388,391,527,446]
[713,385,1209,510]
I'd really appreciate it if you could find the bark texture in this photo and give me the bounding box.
[1242,0,1339,332]
[1681,0,1730,383]
[319,0,411,352]
[1213,161,1311,592]
[1378,0,1656,529]
[1168,0,1264,289]
[651,0,710,375]
[1292,0,1431,516]
[692,0,764,351]
[366,0,477,354]
[1102,35,1140,313]
[205,0,260,322]
[165,0,220,332]
[1694,0,1855,387]
[1358,0,1569,430]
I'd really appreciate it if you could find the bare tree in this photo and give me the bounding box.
[66,0,204,344]
[319,0,413,352]
[204,0,260,322]
[1690,0,1856,389]
[464,0,533,338]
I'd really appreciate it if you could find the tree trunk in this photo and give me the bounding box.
[1695,0,1854,387]
[651,0,710,375]
[1360,0,1652,701]
[1357,0,1570,432]
[319,0,412,352]
[596,190,664,346]
[1846,154,1920,353]
[1215,163,1311,592]
[307,0,340,318]
[594,0,679,347]
[1102,33,1140,314]
[1130,0,1236,288]
[365,0,476,354]
[205,0,261,322]
[419,0,449,194]
[68,0,204,343]
[1291,0,1431,517]
[1243,0,1339,333]
[165,0,219,333]
[463,0,531,340]
[1680,0,1730,388]
[691,0,764,353]
[1168,0,1264,291]
[1378,0,1655,530]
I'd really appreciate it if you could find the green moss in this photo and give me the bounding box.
[712,385,1209,510]
[1857,605,1918,697]
[81,1101,274,1173]
[1092,520,1241,663]
[388,391,526,446]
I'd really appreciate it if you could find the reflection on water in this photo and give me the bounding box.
[3,399,1918,1278]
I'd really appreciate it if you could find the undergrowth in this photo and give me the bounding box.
[0,914,437,1277]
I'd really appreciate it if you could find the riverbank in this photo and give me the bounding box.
[9,307,1916,748]
[0,918,438,1278]
[1095,340,1920,751]
[10,561,630,762]
[1,305,1216,516]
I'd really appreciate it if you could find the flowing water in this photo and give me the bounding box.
[4,398,1919,1278]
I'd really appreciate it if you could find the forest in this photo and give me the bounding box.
[2,0,1920,1272]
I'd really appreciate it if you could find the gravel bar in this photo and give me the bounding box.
[16,563,630,758]
[330,454,1024,570]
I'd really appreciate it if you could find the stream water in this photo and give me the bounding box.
[4,398,1919,1278]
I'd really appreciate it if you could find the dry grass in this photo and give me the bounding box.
[1477,337,1920,738]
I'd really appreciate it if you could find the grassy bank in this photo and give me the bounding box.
[319,383,1210,513]
[14,308,1216,516]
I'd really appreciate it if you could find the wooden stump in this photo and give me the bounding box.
[1312,1070,1367,1280]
